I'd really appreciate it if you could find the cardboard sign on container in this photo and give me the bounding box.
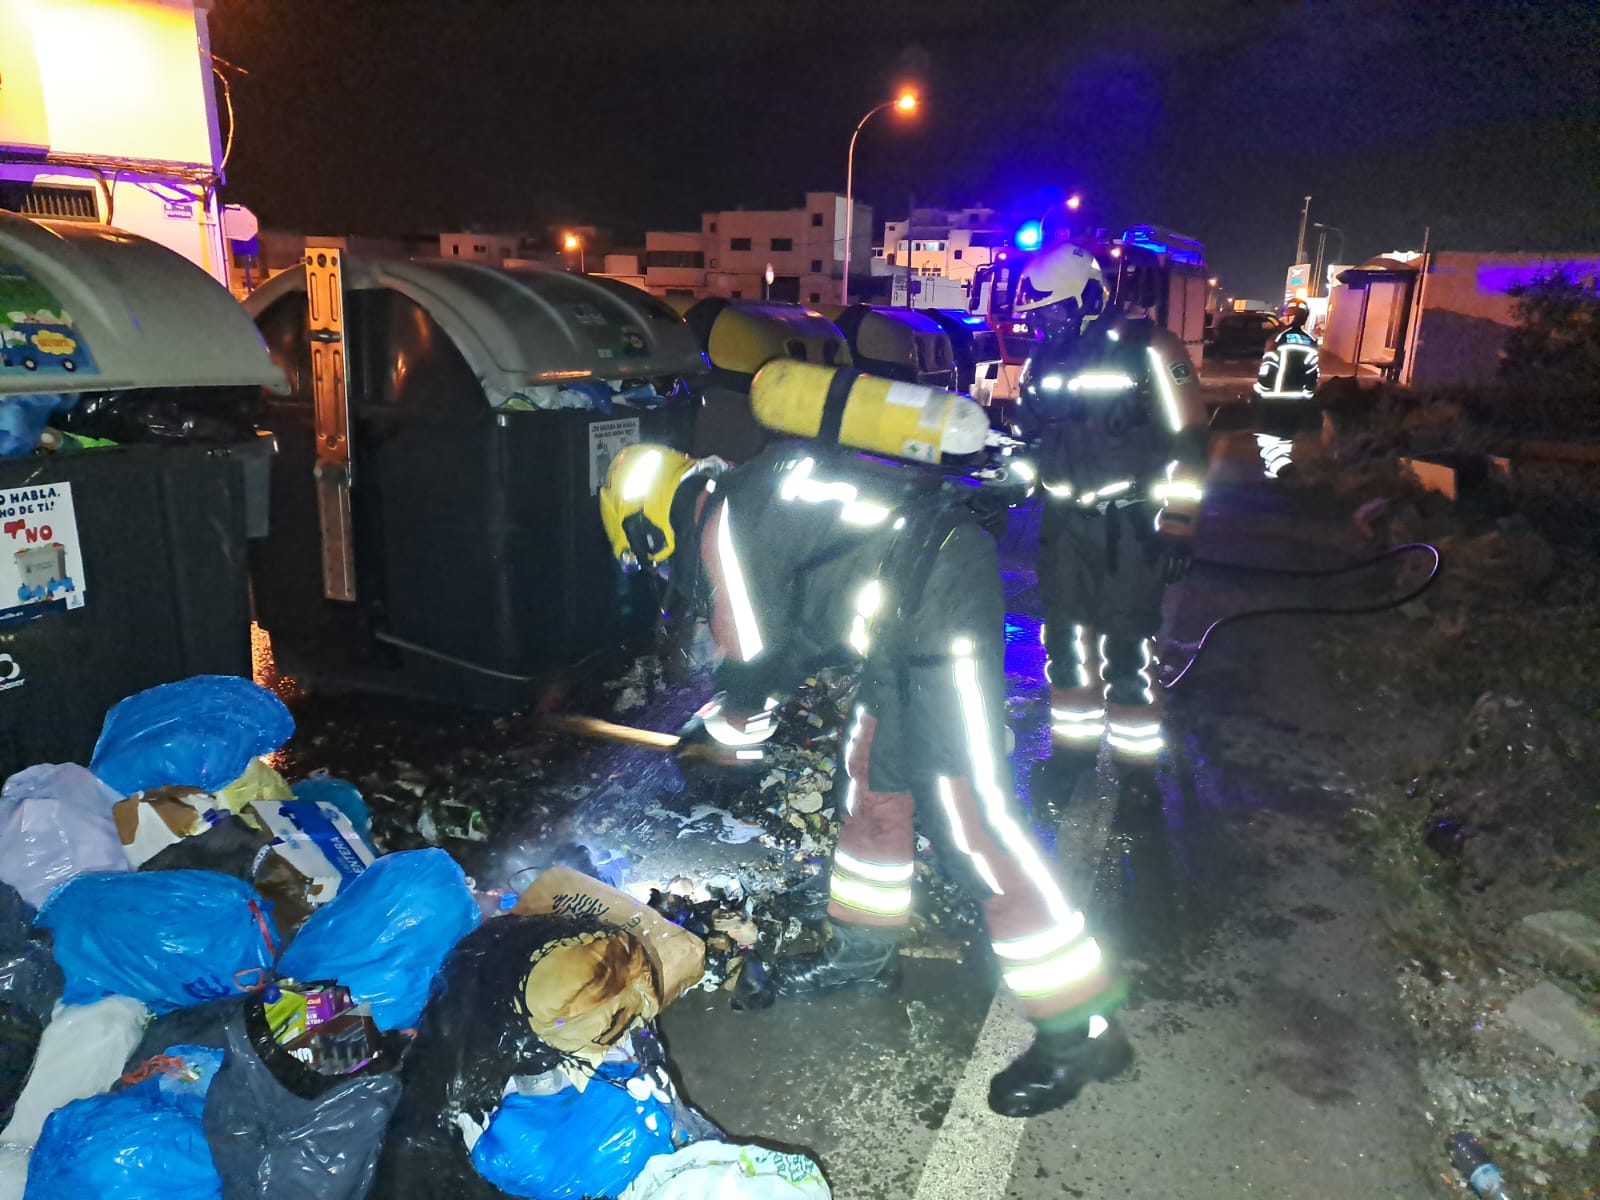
[511,866,705,1007]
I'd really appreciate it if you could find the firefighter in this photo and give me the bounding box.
[599,412,1130,1119]
[1252,298,1319,479]
[1014,242,1209,801]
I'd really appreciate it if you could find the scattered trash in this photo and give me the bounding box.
[1,995,149,1148]
[113,787,231,868]
[619,1141,832,1199]
[213,759,295,815]
[249,800,377,907]
[0,764,127,909]
[37,870,278,1013]
[1449,1132,1511,1198]
[90,675,294,797]
[275,849,480,1031]
[25,1044,224,1199]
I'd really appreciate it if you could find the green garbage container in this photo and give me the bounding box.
[0,213,288,767]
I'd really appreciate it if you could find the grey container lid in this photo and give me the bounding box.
[0,212,288,396]
[245,256,705,407]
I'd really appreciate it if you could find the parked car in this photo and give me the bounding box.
[1208,310,1282,359]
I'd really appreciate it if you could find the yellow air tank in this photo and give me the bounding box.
[751,360,990,464]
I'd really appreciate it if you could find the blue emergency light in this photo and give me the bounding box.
[1014,222,1043,250]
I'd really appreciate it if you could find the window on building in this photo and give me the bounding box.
[810,292,823,304]
[0,182,98,221]
[452,245,460,256]
[709,258,718,269]
[771,237,793,252]
[645,250,706,269]
[474,244,486,253]
[887,254,897,267]
[873,248,885,258]
[731,290,743,299]
[953,249,964,260]
[811,213,824,227]
[969,231,1006,248]
[810,259,823,273]
[730,237,752,251]
[709,221,718,233]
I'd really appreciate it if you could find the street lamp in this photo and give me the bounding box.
[1066,194,1082,211]
[841,89,918,305]
[563,232,585,273]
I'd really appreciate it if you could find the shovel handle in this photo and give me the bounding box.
[545,714,684,751]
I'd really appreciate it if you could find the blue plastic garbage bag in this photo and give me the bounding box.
[36,871,278,1013]
[470,1062,676,1200]
[275,849,479,1031]
[90,675,294,796]
[0,394,70,458]
[289,774,373,845]
[24,1043,224,1200]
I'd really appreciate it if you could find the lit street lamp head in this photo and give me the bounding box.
[895,91,918,113]
[1065,194,1082,211]
[563,234,580,251]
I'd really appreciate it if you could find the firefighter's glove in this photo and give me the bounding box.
[1156,536,1193,585]
[675,695,772,769]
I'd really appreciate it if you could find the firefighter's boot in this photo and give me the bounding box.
[988,1016,1134,1118]
[777,923,900,996]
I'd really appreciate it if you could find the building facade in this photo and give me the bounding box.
[0,0,233,286]
[642,192,872,303]
[872,207,1010,298]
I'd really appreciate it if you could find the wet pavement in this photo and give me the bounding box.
[265,429,1445,1198]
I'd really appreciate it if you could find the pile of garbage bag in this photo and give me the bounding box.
[0,673,831,1199]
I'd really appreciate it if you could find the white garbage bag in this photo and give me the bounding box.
[621,1141,831,1200]
[0,995,150,1148]
[0,764,126,909]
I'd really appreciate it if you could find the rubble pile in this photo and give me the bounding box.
[0,674,833,1200]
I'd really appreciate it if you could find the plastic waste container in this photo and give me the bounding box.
[682,298,851,461]
[0,213,287,766]
[245,254,702,709]
[825,304,957,390]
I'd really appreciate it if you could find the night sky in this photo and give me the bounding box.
[210,0,1599,301]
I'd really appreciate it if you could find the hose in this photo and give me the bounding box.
[1161,542,1443,690]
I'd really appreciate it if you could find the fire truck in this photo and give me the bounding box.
[969,224,1210,371]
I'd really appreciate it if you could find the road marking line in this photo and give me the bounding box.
[910,987,1031,1200]
[913,767,1116,1200]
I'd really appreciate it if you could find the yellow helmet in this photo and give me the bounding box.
[598,444,711,570]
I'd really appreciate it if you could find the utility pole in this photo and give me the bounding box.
[902,193,914,308]
[1295,195,1312,265]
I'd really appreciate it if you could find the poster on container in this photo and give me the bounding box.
[0,480,85,624]
[588,416,641,495]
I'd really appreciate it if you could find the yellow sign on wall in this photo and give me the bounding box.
[0,0,216,168]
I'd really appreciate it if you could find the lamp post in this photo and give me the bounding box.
[841,89,917,305]
[563,232,584,273]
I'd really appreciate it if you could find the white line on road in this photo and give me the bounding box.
[912,767,1117,1200]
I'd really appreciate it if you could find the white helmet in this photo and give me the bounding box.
[1014,242,1106,321]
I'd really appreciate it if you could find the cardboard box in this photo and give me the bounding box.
[249,800,376,905]
[511,865,706,1007]
[113,787,226,867]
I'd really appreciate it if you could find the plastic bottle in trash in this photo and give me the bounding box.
[1449,1133,1511,1198]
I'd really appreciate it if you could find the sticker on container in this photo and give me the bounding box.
[588,417,641,496]
[883,381,930,408]
[0,264,96,377]
[0,480,86,624]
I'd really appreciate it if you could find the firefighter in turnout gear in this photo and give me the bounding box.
[1015,242,1209,801]
[1252,298,1319,480]
[599,380,1131,1119]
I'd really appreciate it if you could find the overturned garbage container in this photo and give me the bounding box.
[0,213,287,765]
[245,252,701,709]
[682,298,851,461]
